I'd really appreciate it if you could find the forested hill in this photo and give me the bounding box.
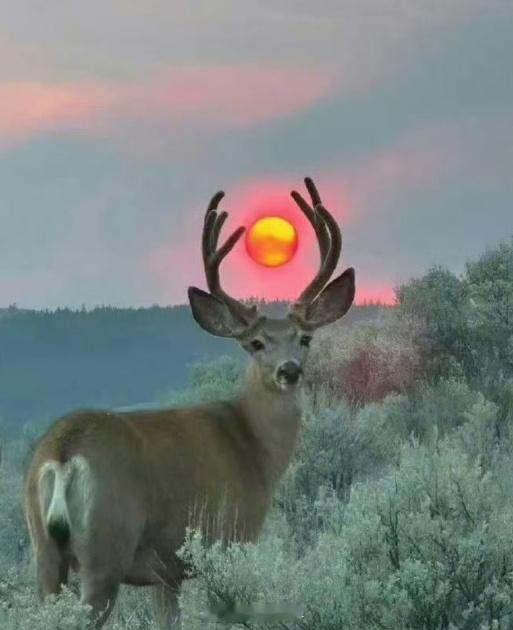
[0,302,384,433]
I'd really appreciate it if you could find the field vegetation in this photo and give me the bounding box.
[1,240,512,628]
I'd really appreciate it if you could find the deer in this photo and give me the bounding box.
[24,177,355,628]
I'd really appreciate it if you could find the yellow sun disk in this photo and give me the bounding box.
[246,217,297,267]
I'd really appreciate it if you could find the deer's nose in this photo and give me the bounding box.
[276,361,303,384]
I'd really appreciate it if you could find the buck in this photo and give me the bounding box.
[24,177,355,627]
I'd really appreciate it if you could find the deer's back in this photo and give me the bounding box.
[27,403,272,544]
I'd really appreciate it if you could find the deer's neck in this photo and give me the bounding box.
[236,363,302,487]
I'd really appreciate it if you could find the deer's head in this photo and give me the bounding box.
[188,177,355,393]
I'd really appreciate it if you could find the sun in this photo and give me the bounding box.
[246,216,298,267]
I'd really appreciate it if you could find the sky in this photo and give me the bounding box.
[0,1,512,309]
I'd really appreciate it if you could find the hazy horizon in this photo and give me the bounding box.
[0,296,394,311]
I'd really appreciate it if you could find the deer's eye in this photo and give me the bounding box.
[300,335,312,348]
[250,339,265,352]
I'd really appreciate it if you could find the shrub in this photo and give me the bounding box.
[397,266,472,382]
[160,355,244,407]
[0,438,32,568]
[276,392,402,544]
[178,527,300,629]
[181,440,513,630]
[307,312,422,405]
[0,569,92,630]
[396,240,513,398]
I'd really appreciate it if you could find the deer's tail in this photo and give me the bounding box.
[37,455,92,546]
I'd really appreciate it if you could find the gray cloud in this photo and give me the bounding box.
[0,1,512,308]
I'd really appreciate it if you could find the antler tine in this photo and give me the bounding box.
[201,191,257,323]
[290,177,342,313]
[304,178,342,281]
[290,188,331,267]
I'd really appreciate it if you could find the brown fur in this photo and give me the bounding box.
[24,363,301,627]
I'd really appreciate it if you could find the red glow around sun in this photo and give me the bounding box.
[246,216,298,267]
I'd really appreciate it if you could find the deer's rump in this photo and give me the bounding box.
[26,406,271,587]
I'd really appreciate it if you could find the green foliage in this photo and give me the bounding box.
[0,569,92,629]
[397,240,513,398]
[160,355,244,406]
[178,528,300,628]
[276,392,401,544]
[0,439,32,568]
[180,440,513,630]
[399,378,482,443]
[465,242,513,345]
[465,243,513,397]
[277,379,482,545]
[397,266,472,380]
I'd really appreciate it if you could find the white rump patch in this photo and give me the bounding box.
[38,455,95,537]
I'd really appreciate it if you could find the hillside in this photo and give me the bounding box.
[0,302,384,433]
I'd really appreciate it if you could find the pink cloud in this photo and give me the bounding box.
[0,65,335,152]
[0,82,116,149]
[123,65,333,128]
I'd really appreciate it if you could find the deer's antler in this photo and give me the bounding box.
[289,177,342,320]
[202,191,258,325]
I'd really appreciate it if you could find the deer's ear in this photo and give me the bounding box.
[305,267,355,328]
[188,287,246,338]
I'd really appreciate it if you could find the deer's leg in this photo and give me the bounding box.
[26,492,69,598]
[78,540,130,628]
[77,524,140,627]
[80,572,120,628]
[74,481,145,626]
[35,539,69,598]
